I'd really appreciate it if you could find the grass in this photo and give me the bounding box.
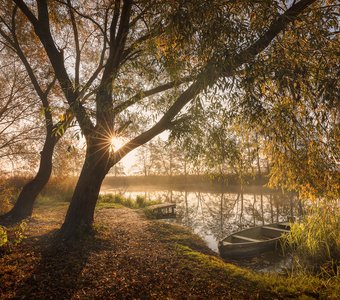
[33,186,163,211]
[0,176,76,212]
[97,193,161,210]
[38,177,77,203]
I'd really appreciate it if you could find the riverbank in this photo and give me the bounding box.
[1,203,339,299]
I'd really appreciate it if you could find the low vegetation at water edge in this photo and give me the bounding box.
[97,193,161,209]
[283,200,340,275]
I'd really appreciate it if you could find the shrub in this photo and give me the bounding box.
[0,222,27,253]
[136,195,146,208]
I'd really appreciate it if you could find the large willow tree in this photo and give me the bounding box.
[5,0,320,238]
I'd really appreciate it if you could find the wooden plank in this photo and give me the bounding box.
[262,226,289,233]
[148,203,176,210]
[232,235,263,243]
[279,222,291,227]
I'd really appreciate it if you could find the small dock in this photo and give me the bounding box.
[148,203,176,218]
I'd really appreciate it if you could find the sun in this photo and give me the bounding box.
[110,136,126,151]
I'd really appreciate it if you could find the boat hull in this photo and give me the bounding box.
[218,237,281,259]
[218,223,290,259]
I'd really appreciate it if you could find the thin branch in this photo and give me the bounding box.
[67,0,81,89]
[57,0,108,44]
[113,75,193,115]
[109,0,121,48]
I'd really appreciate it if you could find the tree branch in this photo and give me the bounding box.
[13,0,95,135]
[109,0,121,49]
[110,66,215,167]
[227,0,317,71]
[102,0,132,81]
[110,0,317,167]
[67,0,81,89]
[112,75,193,115]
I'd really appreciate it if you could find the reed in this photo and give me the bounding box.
[283,200,340,274]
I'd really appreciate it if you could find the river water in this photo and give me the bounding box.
[101,184,300,260]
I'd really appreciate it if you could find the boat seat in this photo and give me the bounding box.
[262,226,289,233]
[232,235,263,243]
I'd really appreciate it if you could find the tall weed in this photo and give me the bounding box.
[284,200,340,273]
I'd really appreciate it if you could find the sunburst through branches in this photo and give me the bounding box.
[110,136,125,152]
[88,124,128,165]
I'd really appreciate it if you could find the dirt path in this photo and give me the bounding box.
[0,206,281,299]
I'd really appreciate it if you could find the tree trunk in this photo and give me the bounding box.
[1,136,55,222]
[59,143,109,239]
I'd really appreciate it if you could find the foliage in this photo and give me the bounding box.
[283,201,340,272]
[0,221,26,253]
[52,131,85,178]
[235,2,339,201]
[0,225,7,247]
[170,0,339,203]
[170,102,267,182]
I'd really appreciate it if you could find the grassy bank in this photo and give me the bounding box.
[1,194,339,299]
[151,221,340,299]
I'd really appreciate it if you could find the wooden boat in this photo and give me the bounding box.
[218,222,291,259]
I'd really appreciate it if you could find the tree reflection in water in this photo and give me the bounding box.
[101,187,299,252]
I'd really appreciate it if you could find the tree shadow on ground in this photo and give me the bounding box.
[0,213,22,227]
[13,231,113,299]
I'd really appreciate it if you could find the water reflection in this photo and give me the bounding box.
[101,186,299,253]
